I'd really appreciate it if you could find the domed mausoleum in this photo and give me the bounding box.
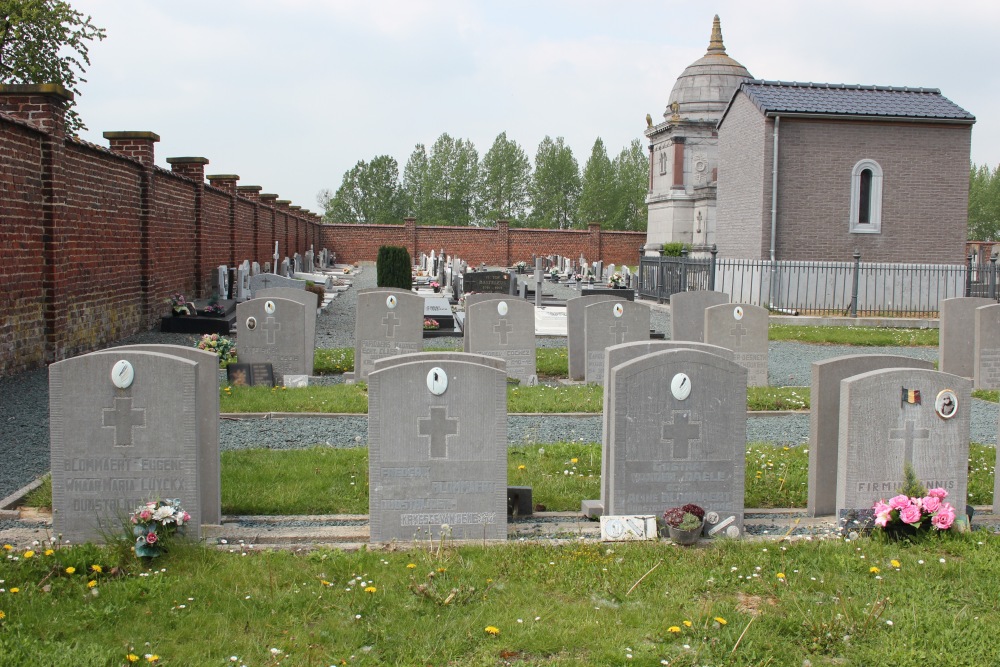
[644,16,751,255]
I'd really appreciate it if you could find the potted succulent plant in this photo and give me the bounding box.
[663,503,705,545]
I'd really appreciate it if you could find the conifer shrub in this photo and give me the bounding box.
[376,245,413,290]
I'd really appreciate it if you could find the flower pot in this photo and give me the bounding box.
[667,522,703,545]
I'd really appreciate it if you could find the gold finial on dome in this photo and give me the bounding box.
[707,15,726,55]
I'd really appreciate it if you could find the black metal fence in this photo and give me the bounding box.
[638,247,1000,317]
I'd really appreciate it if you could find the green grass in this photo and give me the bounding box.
[973,389,999,403]
[535,348,568,377]
[314,347,354,374]
[746,387,809,411]
[2,531,1000,665]
[769,324,938,347]
[220,384,370,413]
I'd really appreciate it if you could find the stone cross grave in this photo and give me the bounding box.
[581,340,735,519]
[939,297,994,378]
[603,348,747,537]
[974,303,1000,389]
[466,298,537,384]
[836,368,971,523]
[354,288,423,381]
[670,291,729,342]
[566,294,617,380]
[236,297,310,383]
[49,348,219,543]
[583,300,651,384]
[368,353,507,542]
[704,303,768,386]
[255,287,319,373]
[808,354,934,517]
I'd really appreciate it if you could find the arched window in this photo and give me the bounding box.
[850,159,883,233]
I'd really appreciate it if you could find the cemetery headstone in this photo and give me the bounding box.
[463,270,514,295]
[251,261,260,276]
[255,287,319,371]
[236,297,310,383]
[212,265,229,300]
[704,303,769,386]
[604,348,747,537]
[354,288,423,381]
[49,349,208,544]
[280,258,291,278]
[235,262,250,302]
[466,298,537,384]
[567,294,617,380]
[808,354,935,517]
[249,273,306,299]
[462,294,507,352]
[670,291,730,342]
[583,300,651,384]
[304,249,314,271]
[423,297,455,330]
[974,304,1000,389]
[837,368,971,525]
[939,297,994,378]
[293,253,303,274]
[368,353,507,542]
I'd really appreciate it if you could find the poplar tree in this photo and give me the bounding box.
[577,137,616,226]
[477,131,531,225]
[529,136,580,229]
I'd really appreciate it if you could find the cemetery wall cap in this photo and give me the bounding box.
[103,131,161,142]
[236,185,263,192]
[166,156,210,164]
[289,205,302,210]
[260,193,279,199]
[275,199,292,205]
[207,174,240,180]
[0,83,74,100]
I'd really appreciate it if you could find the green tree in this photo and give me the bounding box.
[577,137,616,226]
[0,0,105,133]
[611,139,648,231]
[402,143,429,220]
[321,155,405,224]
[529,136,580,229]
[968,162,1000,241]
[423,133,479,226]
[477,131,530,225]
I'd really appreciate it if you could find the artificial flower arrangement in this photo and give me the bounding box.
[430,281,440,292]
[607,272,625,288]
[872,488,957,538]
[202,302,226,317]
[516,260,527,271]
[129,499,189,559]
[166,293,191,316]
[423,318,440,330]
[195,333,236,366]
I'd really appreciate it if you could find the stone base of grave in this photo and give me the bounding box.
[422,328,462,338]
[160,315,234,335]
[581,499,604,518]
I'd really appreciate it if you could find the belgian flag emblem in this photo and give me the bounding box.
[901,387,921,405]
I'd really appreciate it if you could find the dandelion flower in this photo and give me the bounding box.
[87,580,97,588]
[668,626,681,634]
[126,655,139,663]
[869,566,880,574]
[890,559,901,568]
[484,626,500,636]
[44,549,54,556]
[2,545,11,551]
[364,586,377,593]
[9,588,19,594]
[776,572,786,579]
[65,567,76,574]
[714,617,727,626]
[682,620,692,627]
[571,458,578,464]
[320,580,330,586]
[0,611,5,620]
[406,563,416,569]
[91,564,102,574]
[517,465,526,470]
[22,551,34,559]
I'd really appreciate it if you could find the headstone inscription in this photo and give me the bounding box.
[670,291,730,342]
[808,354,935,517]
[581,340,735,518]
[49,349,206,544]
[236,297,309,383]
[974,304,1000,389]
[248,273,306,298]
[466,298,537,384]
[255,287,319,373]
[704,303,769,386]
[836,368,971,524]
[368,354,507,542]
[604,348,747,537]
[583,300,651,384]
[354,288,423,381]
[939,297,994,378]
[463,270,513,295]
[567,294,617,380]
[115,344,222,524]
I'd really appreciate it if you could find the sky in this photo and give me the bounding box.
[67,0,1000,213]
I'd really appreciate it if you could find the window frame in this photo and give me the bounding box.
[849,158,883,234]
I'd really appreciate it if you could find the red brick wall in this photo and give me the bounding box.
[321,220,645,267]
[0,86,322,377]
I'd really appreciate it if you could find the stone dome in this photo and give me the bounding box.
[666,16,752,122]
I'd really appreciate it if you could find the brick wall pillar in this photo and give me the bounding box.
[104,131,160,167]
[0,84,72,362]
[207,174,239,193]
[497,220,510,266]
[166,157,209,295]
[236,185,262,202]
[404,217,417,261]
[588,223,603,262]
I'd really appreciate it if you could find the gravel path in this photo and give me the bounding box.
[1,268,994,504]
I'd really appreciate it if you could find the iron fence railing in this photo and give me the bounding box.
[638,247,1000,317]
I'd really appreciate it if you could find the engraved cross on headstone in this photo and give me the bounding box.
[889,420,930,467]
[419,406,459,459]
[494,318,513,346]
[102,397,145,447]
[261,316,281,345]
[661,410,701,459]
[260,275,274,289]
[729,323,748,346]
[609,319,629,345]
[382,312,400,338]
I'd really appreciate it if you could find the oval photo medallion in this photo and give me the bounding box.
[497,301,508,316]
[246,316,257,330]
[427,367,448,395]
[613,303,624,318]
[264,300,276,314]
[386,295,397,309]
[733,306,744,321]
[935,389,958,420]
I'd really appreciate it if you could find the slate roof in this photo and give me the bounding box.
[725,79,975,123]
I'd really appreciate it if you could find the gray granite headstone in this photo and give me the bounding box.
[235,262,250,302]
[582,340,735,518]
[251,262,261,276]
[293,253,303,274]
[115,345,221,524]
[354,288,423,381]
[462,293,507,353]
[836,368,971,522]
[583,300,650,384]
[939,297,994,378]
[304,249,314,271]
[704,303,769,386]
[212,265,229,300]
[567,294,617,380]
[49,349,204,543]
[368,354,507,543]
[255,287,319,372]
[974,304,1000,389]
[604,348,747,536]
[808,354,934,517]
[467,298,536,384]
[423,297,454,329]
[280,258,291,277]
[236,297,309,382]
[248,273,306,298]
[670,291,730,342]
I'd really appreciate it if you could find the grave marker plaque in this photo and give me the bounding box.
[567,294,617,380]
[236,297,309,383]
[255,287,319,374]
[670,291,730,342]
[583,300,650,384]
[354,288,423,381]
[368,354,507,542]
[463,270,513,295]
[704,303,768,386]
[467,298,536,383]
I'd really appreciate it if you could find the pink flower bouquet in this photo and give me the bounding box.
[872,488,957,539]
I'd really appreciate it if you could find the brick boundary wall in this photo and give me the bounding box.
[321,220,646,268]
[0,85,323,377]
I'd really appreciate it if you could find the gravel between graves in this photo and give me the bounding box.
[1,267,995,506]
